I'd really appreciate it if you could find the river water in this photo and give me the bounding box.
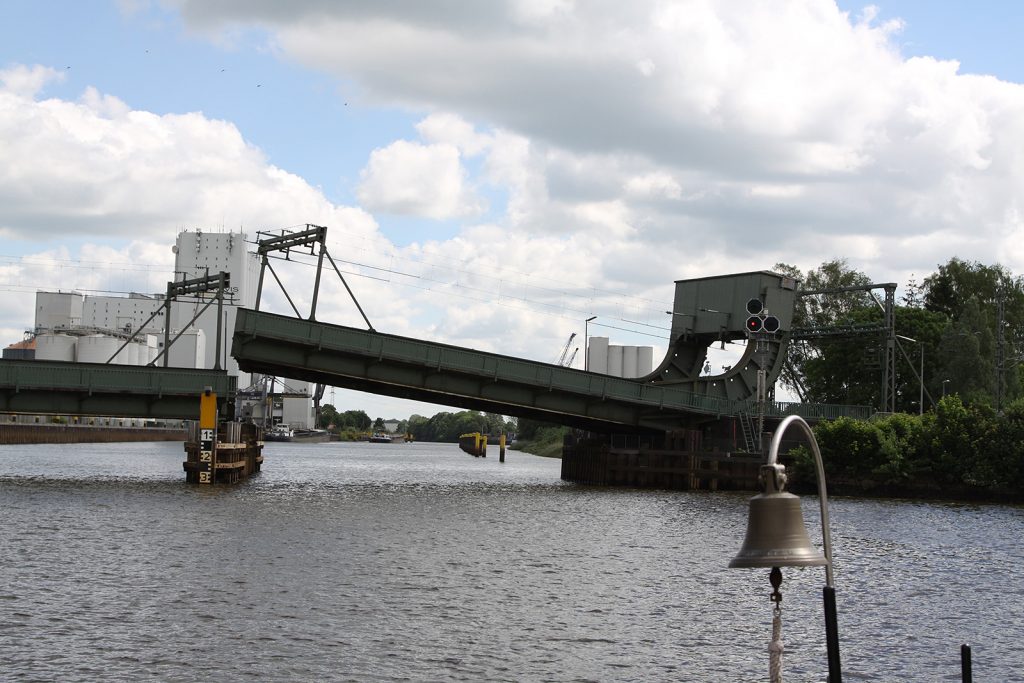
[1,440,1022,682]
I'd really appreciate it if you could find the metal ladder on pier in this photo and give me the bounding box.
[738,411,759,453]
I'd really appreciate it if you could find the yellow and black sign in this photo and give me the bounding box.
[198,389,217,484]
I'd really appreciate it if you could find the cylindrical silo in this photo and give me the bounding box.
[588,336,609,374]
[76,335,121,364]
[638,346,654,376]
[608,345,624,377]
[622,345,638,377]
[35,333,77,362]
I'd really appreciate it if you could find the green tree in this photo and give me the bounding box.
[341,410,371,431]
[923,258,1024,408]
[774,259,874,403]
[319,403,340,429]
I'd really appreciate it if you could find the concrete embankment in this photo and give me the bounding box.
[0,423,186,445]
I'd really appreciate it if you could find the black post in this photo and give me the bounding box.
[961,644,972,683]
[823,585,842,682]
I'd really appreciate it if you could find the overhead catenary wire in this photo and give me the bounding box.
[0,237,676,342]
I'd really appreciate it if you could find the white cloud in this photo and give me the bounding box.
[8,2,1024,417]
[356,139,486,220]
[415,112,491,157]
[0,69,382,243]
[625,172,682,200]
[0,64,62,98]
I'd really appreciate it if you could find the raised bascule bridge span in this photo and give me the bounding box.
[0,225,872,486]
[232,270,854,436]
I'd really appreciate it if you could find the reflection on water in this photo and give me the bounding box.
[2,440,1023,681]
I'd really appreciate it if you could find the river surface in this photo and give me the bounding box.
[1,440,1022,682]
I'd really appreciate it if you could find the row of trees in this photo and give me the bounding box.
[318,405,374,432]
[776,257,1024,413]
[406,411,515,443]
[318,404,516,442]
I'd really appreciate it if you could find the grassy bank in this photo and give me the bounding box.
[511,425,568,458]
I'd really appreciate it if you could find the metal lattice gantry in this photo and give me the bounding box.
[791,281,899,414]
[253,224,374,329]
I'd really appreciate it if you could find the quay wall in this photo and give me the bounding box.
[0,423,186,445]
[561,431,763,491]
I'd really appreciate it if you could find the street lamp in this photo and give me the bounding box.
[942,378,951,398]
[731,415,841,683]
[584,316,597,371]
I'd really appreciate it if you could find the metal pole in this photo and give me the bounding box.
[823,586,841,682]
[919,345,924,415]
[961,644,972,682]
[768,415,841,681]
[584,316,596,371]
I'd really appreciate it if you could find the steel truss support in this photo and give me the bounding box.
[103,271,233,371]
[796,282,898,414]
[253,224,374,331]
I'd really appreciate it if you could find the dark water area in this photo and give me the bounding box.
[2,440,1023,681]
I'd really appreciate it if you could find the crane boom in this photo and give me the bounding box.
[557,332,576,365]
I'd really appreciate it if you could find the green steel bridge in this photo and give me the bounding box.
[0,359,236,419]
[0,266,870,430]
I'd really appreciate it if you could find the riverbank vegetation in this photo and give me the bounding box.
[318,405,517,443]
[785,396,1024,501]
[508,418,569,458]
[775,256,1024,500]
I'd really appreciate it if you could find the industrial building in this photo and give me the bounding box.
[5,230,315,430]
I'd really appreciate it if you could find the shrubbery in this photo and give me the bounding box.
[788,395,1024,499]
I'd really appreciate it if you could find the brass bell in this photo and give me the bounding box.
[730,464,827,568]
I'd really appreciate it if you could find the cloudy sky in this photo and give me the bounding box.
[2,0,1023,419]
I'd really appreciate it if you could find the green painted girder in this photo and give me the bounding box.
[0,359,236,419]
[232,309,748,433]
[651,271,797,403]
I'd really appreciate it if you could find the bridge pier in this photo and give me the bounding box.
[183,420,264,484]
[561,429,763,491]
[182,389,263,484]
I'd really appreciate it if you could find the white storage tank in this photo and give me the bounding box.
[638,346,654,377]
[76,334,122,364]
[608,345,624,377]
[120,341,140,365]
[622,345,638,378]
[145,335,158,365]
[35,333,77,362]
[588,336,609,374]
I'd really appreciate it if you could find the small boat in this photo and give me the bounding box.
[264,425,294,442]
[369,431,392,443]
[292,429,331,443]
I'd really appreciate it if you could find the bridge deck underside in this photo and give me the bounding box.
[232,310,747,433]
[0,360,236,419]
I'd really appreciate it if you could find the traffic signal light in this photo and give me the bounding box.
[746,298,763,315]
[746,316,763,333]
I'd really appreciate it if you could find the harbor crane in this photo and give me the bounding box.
[557,333,577,366]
